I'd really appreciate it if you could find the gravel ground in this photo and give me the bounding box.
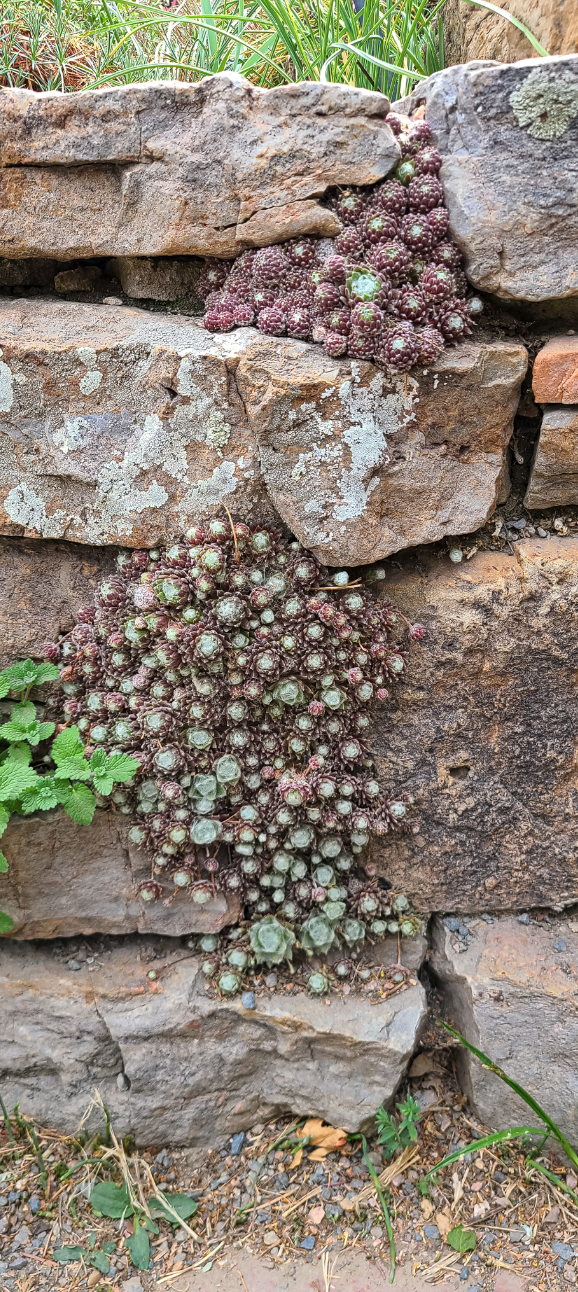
[1,1054,577,1292]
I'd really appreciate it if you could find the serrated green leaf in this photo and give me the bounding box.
[88,1181,134,1219]
[92,772,114,797]
[5,743,33,766]
[20,782,60,815]
[32,662,60,687]
[56,782,96,825]
[149,1193,198,1224]
[125,1220,150,1271]
[0,762,39,802]
[52,726,84,763]
[0,851,7,873]
[0,661,39,698]
[0,721,34,743]
[89,748,107,773]
[53,1246,86,1263]
[0,806,9,838]
[53,756,92,782]
[447,1227,476,1254]
[0,911,15,934]
[88,1251,111,1274]
[104,753,140,783]
[8,702,37,725]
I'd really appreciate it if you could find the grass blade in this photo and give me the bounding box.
[439,1022,578,1170]
[421,1126,547,1185]
[459,0,549,55]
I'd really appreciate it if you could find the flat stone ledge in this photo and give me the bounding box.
[0,938,427,1144]
[0,77,399,260]
[430,913,578,1147]
[533,336,578,404]
[0,810,240,939]
[524,405,578,508]
[0,298,526,563]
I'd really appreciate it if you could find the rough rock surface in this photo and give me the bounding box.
[0,258,56,287]
[0,535,115,668]
[431,914,578,1145]
[0,938,426,1143]
[0,77,399,260]
[0,299,526,561]
[524,405,578,507]
[533,335,578,403]
[442,0,578,69]
[112,256,204,303]
[372,537,578,912]
[0,810,240,938]
[397,57,578,302]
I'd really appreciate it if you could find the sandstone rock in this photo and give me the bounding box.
[54,266,101,293]
[430,914,578,1145]
[0,937,426,1143]
[0,809,240,939]
[0,535,115,669]
[112,256,204,303]
[0,77,399,261]
[533,335,578,402]
[0,299,271,547]
[239,336,526,565]
[0,299,526,561]
[0,258,56,288]
[372,537,578,912]
[397,57,578,302]
[524,405,578,507]
[442,0,578,69]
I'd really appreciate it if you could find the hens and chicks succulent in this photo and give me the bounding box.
[46,519,423,995]
[198,112,482,372]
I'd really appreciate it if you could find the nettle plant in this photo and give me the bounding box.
[198,112,483,372]
[0,659,139,934]
[42,519,425,994]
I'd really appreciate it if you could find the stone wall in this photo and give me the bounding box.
[1,69,578,1141]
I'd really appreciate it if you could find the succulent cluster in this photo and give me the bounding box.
[46,519,423,992]
[197,112,483,372]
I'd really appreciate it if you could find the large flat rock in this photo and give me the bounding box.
[399,56,578,302]
[0,299,526,562]
[431,914,578,1146]
[0,810,240,939]
[524,405,578,507]
[0,938,426,1144]
[0,77,399,260]
[371,537,578,912]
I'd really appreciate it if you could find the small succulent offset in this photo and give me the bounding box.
[44,517,423,988]
[0,659,138,934]
[198,111,482,372]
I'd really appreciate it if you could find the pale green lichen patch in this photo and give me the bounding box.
[510,66,578,141]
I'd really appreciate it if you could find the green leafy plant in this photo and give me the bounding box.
[447,1225,476,1254]
[376,1095,422,1158]
[53,1232,116,1272]
[126,1217,150,1271]
[0,659,138,934]
[420,1023,578,1199]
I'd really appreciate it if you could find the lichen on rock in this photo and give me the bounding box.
[510,65,578,140]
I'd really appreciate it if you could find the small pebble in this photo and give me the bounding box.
[424,1226,440,1240]
[28,1196,40,1214]
[480,914,494,923]
[241,992,256,1010]
[103,297,123,306]
[554,938,567,952]
[67,959,81,971]
[265,973,277,988]
[517,914,530,925]
[230,1132,246,1156]
[537,526,548,538]
[371,1226,383,1239]
[553,1242,574,1262]
[509,1230,524,1242]
[459,1267,470,1280]
[444,917,460,932]
[301,1235,315,1250]
[264,1231,277,1246]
